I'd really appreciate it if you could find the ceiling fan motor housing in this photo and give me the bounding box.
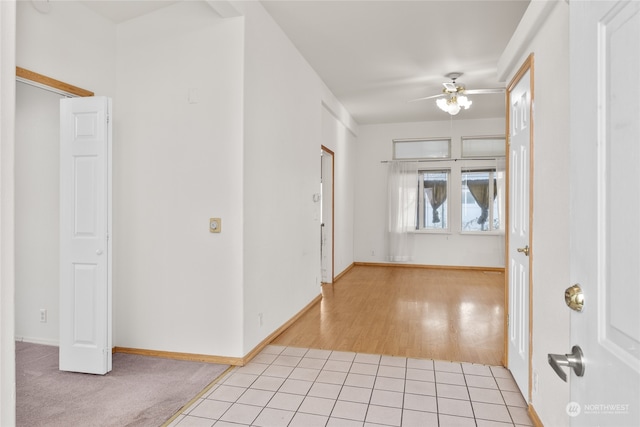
[445,72,464,81]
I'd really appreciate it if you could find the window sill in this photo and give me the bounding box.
[411,229,452,235]
[460,230,504,236]
[409,230,504,237]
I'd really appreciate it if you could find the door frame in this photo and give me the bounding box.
[504,54,535,402]
[321,145,334,284]
[16,67,94,98]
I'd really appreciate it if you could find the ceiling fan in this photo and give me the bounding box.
[410,72,504,115]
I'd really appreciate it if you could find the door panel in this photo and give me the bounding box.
[72,264,99,344]
[508,63,532,400]
[568,1,639,425]
[74,156,99,234]
[59,96,111,375]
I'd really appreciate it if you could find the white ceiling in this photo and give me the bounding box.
[261,0,530,124]
[80,0,181,23]
[80,0,530,125]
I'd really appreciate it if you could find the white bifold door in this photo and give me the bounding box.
[59,96,112,375]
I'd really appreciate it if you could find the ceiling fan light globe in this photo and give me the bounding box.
[449,103,461,115]
[436,98,449,112]
[458,95,472,109]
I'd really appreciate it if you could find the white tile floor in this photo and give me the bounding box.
[168,345,534,427]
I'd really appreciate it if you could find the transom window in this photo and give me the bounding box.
[461,137,506,158]
[393,138,450,160]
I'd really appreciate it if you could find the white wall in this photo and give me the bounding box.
[355,118,505,267]
[240,1,356,352]
[15,0,116,345]
[115,1,245,356]
[499,1,571,425]
[15,82,62,345]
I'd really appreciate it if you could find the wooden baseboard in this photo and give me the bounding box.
[241,293,323,365]
[354,261,505,273]
[528,403,544,427]
[333,263,355,282]
[114,293,324,367]
[321,263,355,285]
[113,346,243,366]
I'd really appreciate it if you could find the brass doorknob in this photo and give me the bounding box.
[565,284,584,312]
[517,245,530,256]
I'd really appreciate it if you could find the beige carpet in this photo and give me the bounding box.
[16,341,229,427]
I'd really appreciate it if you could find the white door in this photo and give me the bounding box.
[321,147,333,284]
[565,1,639,425]
[507,61,533,400]
[59,96,112,375]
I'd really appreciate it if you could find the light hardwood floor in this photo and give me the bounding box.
[272,265,505,366]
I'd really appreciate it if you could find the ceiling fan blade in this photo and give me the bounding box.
[408,93,446,102]
[464,88,505,95]
[443,82,458,92]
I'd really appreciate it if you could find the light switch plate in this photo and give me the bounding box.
[209,218,221,233]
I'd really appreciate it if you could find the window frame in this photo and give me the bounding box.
[460,167,501,234]
[417,168,451,233]
[389,135,505,237]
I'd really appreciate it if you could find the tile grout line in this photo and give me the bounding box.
[461,363,478,426]
[493,367,518,426]
[174,346,531,426]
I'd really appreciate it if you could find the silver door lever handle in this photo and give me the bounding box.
[548,345,585,382]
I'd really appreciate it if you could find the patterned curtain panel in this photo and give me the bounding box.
[424,180,447,223]
[466,179,497,224]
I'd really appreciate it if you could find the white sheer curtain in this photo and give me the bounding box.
[387,161,417,262]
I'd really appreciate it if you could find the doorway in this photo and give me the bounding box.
[320,146,334,284]
[15,80,64,346]
[14,68,112,375]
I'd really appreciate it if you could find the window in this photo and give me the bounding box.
[418,170,449,230]
[461,137,505,158]
[461,169,500,232]
[393,138,450,160]
[388,135,505,235]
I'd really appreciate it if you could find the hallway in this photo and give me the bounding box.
[273,265,505,366]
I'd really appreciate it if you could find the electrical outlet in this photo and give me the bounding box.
[533,370,539,393]
[40,309,47,323]
[258,313,263,327]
